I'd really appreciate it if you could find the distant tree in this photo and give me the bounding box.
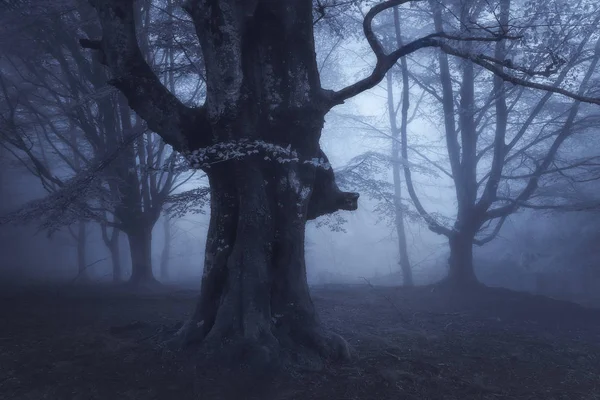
[382,0,600,287]
[0,1,199,285]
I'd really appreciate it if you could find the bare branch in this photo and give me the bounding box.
[81,0,209,151]
[327,0,600,108]
[473,215,507,246]
[438,43,600,106]
[494,197,600,212]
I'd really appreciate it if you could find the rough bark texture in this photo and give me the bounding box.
[177,1,353,367]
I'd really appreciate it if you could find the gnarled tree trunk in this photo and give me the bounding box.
[84,0,359,367]
[182,150,355,368]
[173,1,357,366]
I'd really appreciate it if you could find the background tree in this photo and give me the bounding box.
[384,0,600,287]
[0,0,200,285]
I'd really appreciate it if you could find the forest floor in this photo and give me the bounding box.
[1,283,600,400]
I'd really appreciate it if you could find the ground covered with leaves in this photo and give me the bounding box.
[1,282,600,400]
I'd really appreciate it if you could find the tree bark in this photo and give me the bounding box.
[446,230,478,287]
[76,221,88,281]
[180,140,352,368]
[386,74,413,286]
[160,214,171,282]
[127,225,157,285]
[100,222,123,283]
[109,230,122,283]
[86,0,357,368]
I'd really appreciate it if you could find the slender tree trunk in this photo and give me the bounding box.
[390,9,414,286]
[76,221,88,281]
[127,225,156,285]
[386,74,413,286]
[160,214,171,282]
[110,230,122,283]
[100,222,123,283]
[395,197,412,286]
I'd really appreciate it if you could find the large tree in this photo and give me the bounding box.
[80,0,600,365]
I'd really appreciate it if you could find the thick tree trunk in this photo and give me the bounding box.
[446,231,478,287]
[127,226,157,285]
[180,145,351,369]
[173,1,357,368]
[88,0,356,368]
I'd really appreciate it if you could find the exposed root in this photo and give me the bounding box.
[164,316,352,371]
[277,326,352,371]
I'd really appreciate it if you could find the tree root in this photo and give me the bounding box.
[163,317,352,371]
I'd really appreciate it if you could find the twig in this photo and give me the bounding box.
[69,257,108,285]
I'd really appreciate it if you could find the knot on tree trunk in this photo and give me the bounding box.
[307,151,359,220]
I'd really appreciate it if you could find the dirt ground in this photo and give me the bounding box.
[1,283,600,400]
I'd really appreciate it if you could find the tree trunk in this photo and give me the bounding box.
[0,145,6,212]
[127,226,156,285]
[100,222,123,283]
[76,221,88,282]
[395,205,413,286]
[447,231,478,287]
[89,0,357,368]
[160,213,171,282]
[386,65,413,287]
[110,230,122,283]
[179,141,353,368]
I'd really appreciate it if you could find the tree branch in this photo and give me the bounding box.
[485,36,600,220]
[493,197,600,212]
[327,0,600,108]
[81,0,209,151]
[473,215,507,246]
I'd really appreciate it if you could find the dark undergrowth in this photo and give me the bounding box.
[1,282,600,399]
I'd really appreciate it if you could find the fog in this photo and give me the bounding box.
[3,1,600,398]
